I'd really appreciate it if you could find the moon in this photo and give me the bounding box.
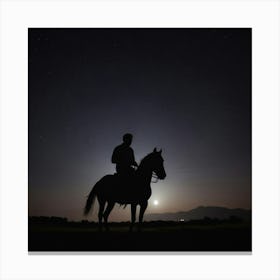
[153,200,159,206]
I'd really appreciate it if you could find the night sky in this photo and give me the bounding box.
[28,28,251,221]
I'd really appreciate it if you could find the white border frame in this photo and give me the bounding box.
[1,0,279,279]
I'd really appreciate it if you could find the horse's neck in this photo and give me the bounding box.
[136,164,152,184]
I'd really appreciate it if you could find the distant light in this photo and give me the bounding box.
[180,219,185,222]
[153,200,159,206]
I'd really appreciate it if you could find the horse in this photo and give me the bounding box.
[84,148,166,231]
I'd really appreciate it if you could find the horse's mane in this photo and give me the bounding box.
[138,152,154,168]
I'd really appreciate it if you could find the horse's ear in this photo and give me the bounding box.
[159,149,162,154]
[153,147,157,153]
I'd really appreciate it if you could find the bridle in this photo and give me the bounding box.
[151,172,159,183]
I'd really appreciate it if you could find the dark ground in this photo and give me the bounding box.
[29,219,251,252]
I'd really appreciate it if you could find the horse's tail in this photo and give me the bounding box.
[84,184,97,216]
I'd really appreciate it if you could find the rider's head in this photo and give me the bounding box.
[123,133,133,146]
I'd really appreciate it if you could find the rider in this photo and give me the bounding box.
[111,133,138,177]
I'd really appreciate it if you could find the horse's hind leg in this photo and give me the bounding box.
[103,201,115,231]
[97,198,105,231]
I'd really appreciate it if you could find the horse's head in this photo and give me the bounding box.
[149,148,166,180]
[138,148,167,180]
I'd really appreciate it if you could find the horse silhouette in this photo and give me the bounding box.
[84,148,166,231]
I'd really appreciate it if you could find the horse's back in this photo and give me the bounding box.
[95,174,118,196]
[99,174,114,183]
[96,173,151,204]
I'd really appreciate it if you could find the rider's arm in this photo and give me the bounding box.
[130,149,138,167]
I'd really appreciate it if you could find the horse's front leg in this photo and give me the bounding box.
[138,200,148,232]
[130,203,137,232]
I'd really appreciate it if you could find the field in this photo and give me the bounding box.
[29,218,251,252]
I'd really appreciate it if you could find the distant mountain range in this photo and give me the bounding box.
[145,206,251,221]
